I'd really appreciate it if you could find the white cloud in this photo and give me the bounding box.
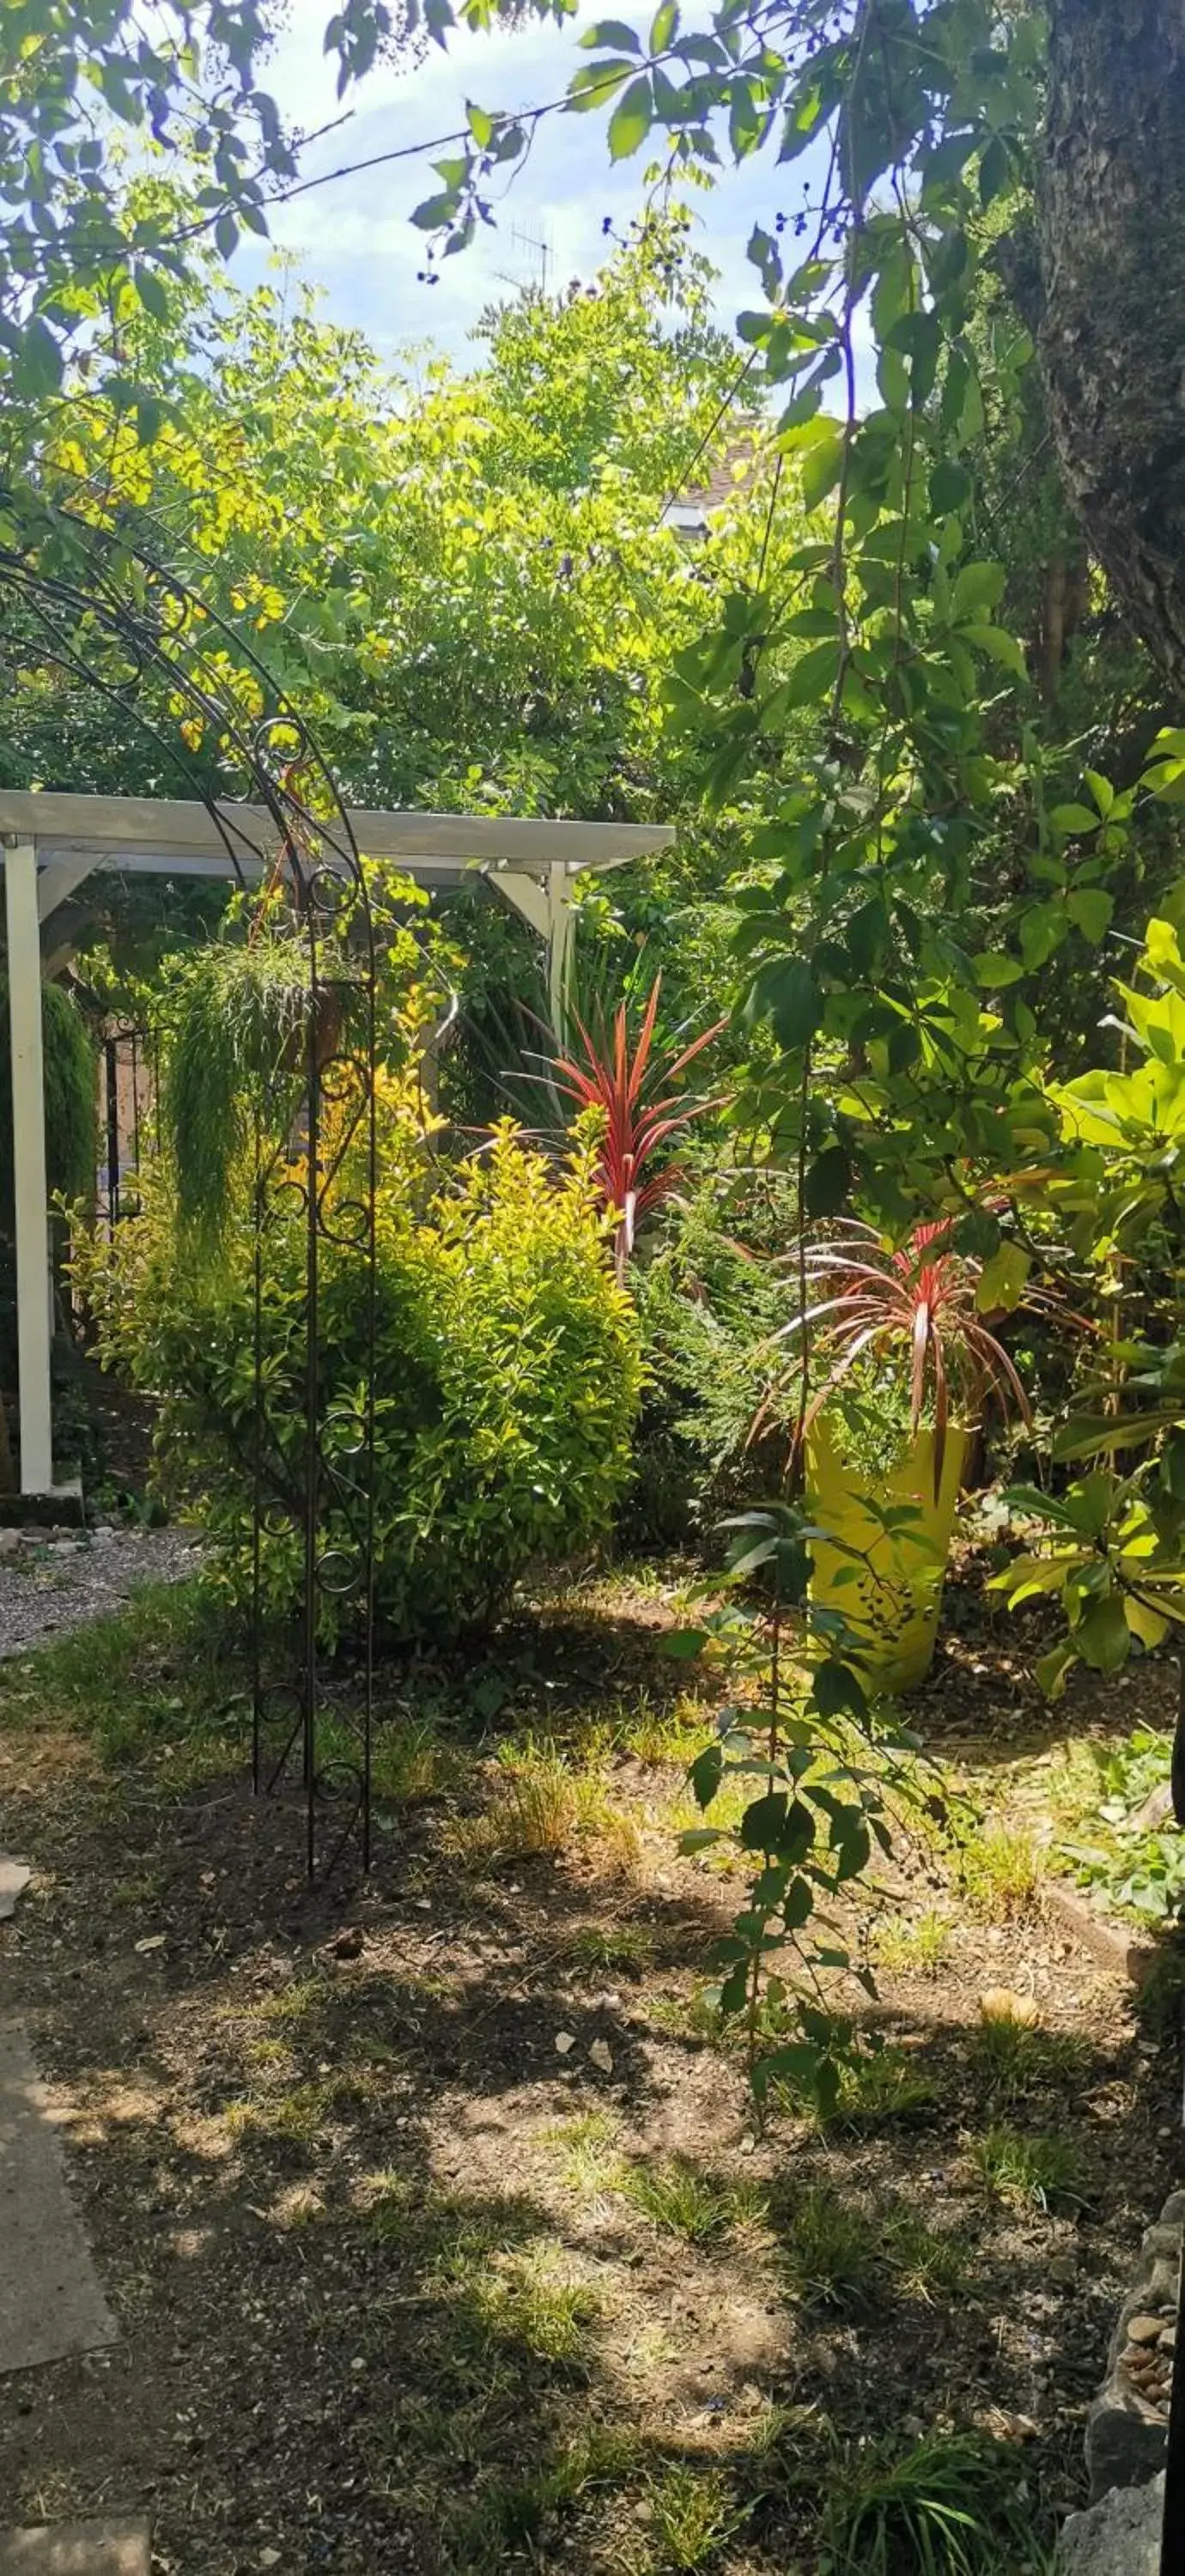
[234,2,833,368]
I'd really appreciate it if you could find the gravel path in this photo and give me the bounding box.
[0,1525,204,1660]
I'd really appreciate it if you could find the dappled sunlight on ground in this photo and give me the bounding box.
[0,1564,1177,2571]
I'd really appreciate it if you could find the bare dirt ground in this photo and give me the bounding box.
[0,1563,1177,2574]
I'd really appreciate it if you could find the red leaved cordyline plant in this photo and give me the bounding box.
[774,1218,1033,1494]
[549,975,726,1279]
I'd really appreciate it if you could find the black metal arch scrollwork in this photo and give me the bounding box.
[0,497,380,1883]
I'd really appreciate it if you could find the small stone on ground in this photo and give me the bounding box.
[0,2520,151,2575]
[1056,2472,1164,2576]
[0,2020,117,2373]
[0,1859,30,1922]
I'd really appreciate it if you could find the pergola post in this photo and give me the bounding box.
[489,864,576,1039]
[546,862,574,1042]
[3,839,52,1493]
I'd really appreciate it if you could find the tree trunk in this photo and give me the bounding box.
[1037,0,1185,693]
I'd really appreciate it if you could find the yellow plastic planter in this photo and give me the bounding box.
[805,1415,969,1693]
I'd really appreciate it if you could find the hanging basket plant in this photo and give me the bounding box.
[163,938,356,1247]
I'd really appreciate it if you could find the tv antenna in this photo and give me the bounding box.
[493,220,553,294]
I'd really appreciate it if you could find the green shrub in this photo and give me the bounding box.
[76,1112,642,1645]
[623,1171,799,1543]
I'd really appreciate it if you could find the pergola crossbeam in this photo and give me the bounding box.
[0,790,673,1497]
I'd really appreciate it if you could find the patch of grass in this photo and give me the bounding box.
[882,2210,970,2304]
[667,1770,752,1856]
[969,2123,1086,2213]
[253,1975,332,2027]
[618,1691,708,1767]
[620,2155,765,2245]
[562,1919,656,1977]
[645,1985,737,2047]
[816,2430,1042,2573]
[957,1825,1042,1921]
[444,1735,637,1867]
[109,1868,168,1909]
[775,2183,882,2313]
[325,1708,464,1807]
[775,2039,939,2135]
[1051,1725,1185,1923]
[639,2462,744,2572]
[544,2110,623,2195]
[242,2036,295,2073]
[466,2244,600,2367]
[447,2427,637,2574]
[0,1577,234,1770]
[223,2078,339,2143]
[969,2014,1084,2106]
[832,2043,939,2133]
[872,1909,951,1977]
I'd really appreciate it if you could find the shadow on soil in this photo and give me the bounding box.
[0,1579,1171,2573]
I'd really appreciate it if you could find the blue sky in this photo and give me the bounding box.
[235,5,823,372]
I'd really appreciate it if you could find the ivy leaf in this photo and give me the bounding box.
[887,308,941,408]
[650,0,678,46]
[778,84,825,163]
[1084,769,1115,817]
[812,1658,868,1719]
[973,950,1024,987]
[12,316,63,398]
[929,457,970,515]
[567,57,636,110]
[690,1742,724,1809]
[577,17,642,50]
[786,639,842,708]
[410,191,458,231]
[746,956,821,1052]
[1035,1640,1077,1701]
[1020,903,1064,969]
[466,100,494,145]
[133,264,169,320]
[739,1792,788,1850]
[951,560,1006,619]
[660,1625,709,1659]
[959,623,1027,679]
[1066,887,1114,944]
[607,72,653,157]
[799,428,845,510]
[975,1242,1030,1314]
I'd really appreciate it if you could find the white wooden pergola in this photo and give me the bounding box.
[0,789,673,1498]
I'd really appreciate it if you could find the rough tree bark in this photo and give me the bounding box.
[1036,0,1185,693]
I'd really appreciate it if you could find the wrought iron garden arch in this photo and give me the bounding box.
[0,502,380,1882]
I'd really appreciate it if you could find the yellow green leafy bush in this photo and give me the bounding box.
[76,1101,641,1645]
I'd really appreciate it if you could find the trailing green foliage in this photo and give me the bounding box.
[162,939,318,1245]
[0,975,95,1214]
